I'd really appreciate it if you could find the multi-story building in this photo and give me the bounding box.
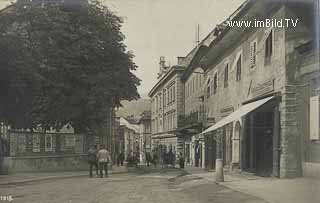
[198,0,319,178]
[149,57,185,160]
[177,31,217,168]
[137,111,152,155]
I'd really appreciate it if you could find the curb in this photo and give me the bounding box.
[0,170,128,186]
[188,173,273,203]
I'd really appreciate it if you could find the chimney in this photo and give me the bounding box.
[159,56,166,72]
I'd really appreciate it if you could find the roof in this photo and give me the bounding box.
[148,65,185,97]
[199,0,282,69]
[180,27,218,82]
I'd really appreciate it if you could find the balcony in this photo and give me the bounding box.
[178,109,205,129]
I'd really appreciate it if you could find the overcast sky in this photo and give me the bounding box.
[0,0,246,96]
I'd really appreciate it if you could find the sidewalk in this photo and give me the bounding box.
[0,165,128,186]
[184,166,320,203]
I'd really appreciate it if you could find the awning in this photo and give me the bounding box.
[201,96,274,135]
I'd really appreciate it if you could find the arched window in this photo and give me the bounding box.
[206,78,211,98]
[236,55,242,82]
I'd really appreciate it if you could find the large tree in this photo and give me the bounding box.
[0,1,140,132]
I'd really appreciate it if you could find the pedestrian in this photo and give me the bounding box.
[87,145,99,178]
[97,144,111,178]
[146,152,151,167]
[152,151,158,168]
[118,151,124,166]
[179,152,185,169]
[168,149,174,168]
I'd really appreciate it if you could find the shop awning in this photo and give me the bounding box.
[201,96,274,135]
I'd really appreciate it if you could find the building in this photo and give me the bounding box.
[137,111,152,155]
[149,57,185,160]
[118,117,140,158]
[198,0,319,178]
[178,30,218,168]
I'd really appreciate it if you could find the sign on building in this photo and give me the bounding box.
[310,95,320,140]
[251,78,274,98]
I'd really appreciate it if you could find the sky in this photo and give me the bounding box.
[0,0,246,96]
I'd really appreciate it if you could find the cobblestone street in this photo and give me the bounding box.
[0,168,267,203]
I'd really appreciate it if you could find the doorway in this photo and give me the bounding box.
[205,135,216,170]
[243,104,276,177]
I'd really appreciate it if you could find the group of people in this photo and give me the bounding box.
[146,149,185,169]
[88,145,186,177]
[87,144,111,178]
[145,150,158,167]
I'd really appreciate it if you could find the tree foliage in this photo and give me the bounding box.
[0,1,140,132]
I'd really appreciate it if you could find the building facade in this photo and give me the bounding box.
[178,31,217,169]
[149,57,185,161]
[198,0,319,178]
[138,111,152,155]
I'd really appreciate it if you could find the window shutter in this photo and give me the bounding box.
[310,96,320,140]
[250,43,253,66]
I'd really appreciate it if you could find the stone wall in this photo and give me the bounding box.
[4,130,89,173]
[4,154,88,173]
[279,5,315,178]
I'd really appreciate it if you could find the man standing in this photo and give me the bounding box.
[179,152,185,169]
[97,144,111,178]
[146,152,151,167]
[88,145,98,178]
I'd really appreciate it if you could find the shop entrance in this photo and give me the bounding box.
[242,102,276,177]
[205,135,216,170]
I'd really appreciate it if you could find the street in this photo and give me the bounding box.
[0,168,267,203]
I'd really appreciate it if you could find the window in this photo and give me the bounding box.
[195,75,198,90]
[206,79,211,98]
[310,96,320,140]
[32,134,40,152]
[224,64,229,88]
[192,77,195,93]
[236,55,242,82]
[45,134,53,152]
[250,40,257,68]
[213,73,218,94]
[168,88,170,104]
[163,90,166,107]
[265,31,273,64]
[173,84,176,102]
[173,112,176,129]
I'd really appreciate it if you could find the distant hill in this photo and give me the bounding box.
[116,95,151,118]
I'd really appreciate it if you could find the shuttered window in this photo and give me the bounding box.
[250,40,257,68]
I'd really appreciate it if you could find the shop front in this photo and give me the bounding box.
[201,95,280,177]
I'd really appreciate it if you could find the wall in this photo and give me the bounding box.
[281,5,314,177]
[204,6,287,173]
[5,154,88,173]
[6,130,88,173]
[184,67,204,115]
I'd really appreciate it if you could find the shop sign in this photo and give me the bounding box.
[251,78,274,97]
[206,117,215,126]
[220,106,234,118]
